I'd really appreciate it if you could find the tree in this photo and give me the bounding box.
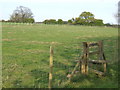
[68,19,72,24]
[24,18,35,23]
[43,19,49,24]
[1,20,5,22]
[74,17,85,25]
[49,19,56,24]
[10,6,34,23]
[90,19,104,26]
[57,19,63,24]
[79,11,95,23]
[43,19,56,24]
[94,19,104,26]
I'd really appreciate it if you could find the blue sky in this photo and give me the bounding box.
[0,0,119,24]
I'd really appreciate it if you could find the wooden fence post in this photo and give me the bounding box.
[103,63,106,73]
[81,42,89,74]
[98,40,104,60]
[48,46,53,89]
[98,40,106,73]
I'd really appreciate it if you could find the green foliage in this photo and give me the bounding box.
[43,20,48,24]
[73,17,86,25]
[42,11,104,26]
[57,19,63,24]
[24,18,35,23]
[69,11,104,26]
[43,19,57,24]
[92,19,104,26]
[79,11,95,23]
[68,20,72,24]
[43,19,64,24]
[80,11,94,19]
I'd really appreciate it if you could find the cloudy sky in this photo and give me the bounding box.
[0,0,119,24]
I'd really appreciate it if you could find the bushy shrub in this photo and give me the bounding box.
[57,19,63,24]
[43,19,57,24]
[24,18,35,23]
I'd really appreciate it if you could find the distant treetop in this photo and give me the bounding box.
[10,6,35,23]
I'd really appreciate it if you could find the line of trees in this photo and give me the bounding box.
[43,19,67,24]
[43,11,104,26]
[1,5,115,26]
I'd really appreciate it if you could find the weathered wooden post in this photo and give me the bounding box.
[48,45,53,89]
[81,42,89,74]
[98,40,106,73]
[103,63,106,73]
[98,40,104,60]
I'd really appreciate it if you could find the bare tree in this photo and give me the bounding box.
[10,6,34,23]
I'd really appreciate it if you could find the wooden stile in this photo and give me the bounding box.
[86,41,106,73]
[68,40,107,81]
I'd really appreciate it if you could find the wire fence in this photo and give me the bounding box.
[50,39,118,88]
[34,39,118,88]
[2,39,118,88]
[38,39,118,88]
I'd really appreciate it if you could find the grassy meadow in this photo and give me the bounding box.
[2,23,118,88]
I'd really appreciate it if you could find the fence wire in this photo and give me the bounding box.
[2,39,118,88]
[50,39,118,88]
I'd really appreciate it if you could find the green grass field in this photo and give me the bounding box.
[2,23,118,88]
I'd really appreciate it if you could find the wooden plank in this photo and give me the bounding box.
[67,61,81,81]
[89,51,99,55]
[48,46,53,89]
[89,60,107,64]
[81,60,86,74]
[87,42,99,47]
[90,68,104,76]
[74,60,79,62]
[67,55,84,81]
